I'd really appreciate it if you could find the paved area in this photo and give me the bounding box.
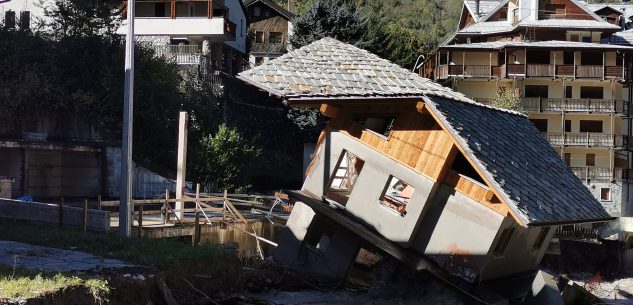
[0,240,134,272]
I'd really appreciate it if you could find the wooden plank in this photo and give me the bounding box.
[320,104,341,118]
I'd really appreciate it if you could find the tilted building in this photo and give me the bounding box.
[420,0,633,219]
[238,37,612,303]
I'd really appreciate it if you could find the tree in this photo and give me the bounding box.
[43,0,122,38]
[490,87,524,113]
[289,0,369,48]
[191,124,262,192]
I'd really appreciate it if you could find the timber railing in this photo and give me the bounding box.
[435,63,624,80]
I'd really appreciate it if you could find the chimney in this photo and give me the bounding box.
[476,0,480,16]
[19,11,30,31]
[4,10,15,29]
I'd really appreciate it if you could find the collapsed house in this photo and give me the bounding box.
[237,37,613,303]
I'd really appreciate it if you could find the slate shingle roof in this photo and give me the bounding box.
[603,29,633,45]
[425,96,612,225]
[237,38,477,104]
[441,40,633,50]
[238,37,611,225]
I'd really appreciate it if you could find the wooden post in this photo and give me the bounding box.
[59,197,64,227]
[223,189,227,221]
[138,204,143,239]
[97,195,102,211]
[193,209,200,247]
[175,112,189,220]
[170,0,176,19]
[163,189,170,224]
[83,199,88,233]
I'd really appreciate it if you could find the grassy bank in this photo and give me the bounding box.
[0,265,109,302]
[0,219,222,270]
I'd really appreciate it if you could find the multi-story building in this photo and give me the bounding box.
[244,0,294,67]
[121,0,247,74]
[420,0,633,218]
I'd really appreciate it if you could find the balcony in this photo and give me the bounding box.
[435,63,624,80]
[520,98,628,115]
[152,44,201,65]
[542,132,630,149]
[571,167,623,181]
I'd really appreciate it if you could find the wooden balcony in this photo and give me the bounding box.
[542,132,629,149]
[520,98,628,114]
[527,64,554,77]
[571,167,623,181]
[434,64,503,79]
[576,65,603,78]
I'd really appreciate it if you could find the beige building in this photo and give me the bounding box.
[421,0,633,217]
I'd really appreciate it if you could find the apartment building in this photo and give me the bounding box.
[121,0,247,74]
[420,0,633,217]
[244,0,294,67]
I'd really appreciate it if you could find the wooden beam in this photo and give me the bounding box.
[320,104,340,118]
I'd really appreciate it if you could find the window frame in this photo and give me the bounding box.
[255,31,265,43]
[600,187,611,202]
[378,176,414,217]
[268,31,283,44]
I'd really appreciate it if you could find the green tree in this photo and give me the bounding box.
[289,0,369,48]
[191,124,262,192]
[43,0,122,38]
[490,87,524,113]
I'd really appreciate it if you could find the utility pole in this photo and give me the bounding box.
[119,0,135,237]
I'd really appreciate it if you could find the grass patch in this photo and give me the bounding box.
[0,219,223,270]
[0,264,109,301]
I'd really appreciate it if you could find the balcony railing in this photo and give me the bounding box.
[520,98,628,114]
[576,65,603,78]
[152,44,201,65]
[542,132,629,148]
[571,167,623,181]
[435,63,624,80]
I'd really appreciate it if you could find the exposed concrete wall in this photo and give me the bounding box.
[302,130,436,245]
[0,198,110,231]
[411,184,504,282]
[274,202,360,280]
[479,218,555,281]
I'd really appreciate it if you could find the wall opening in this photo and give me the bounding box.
[378,176,414,216]
[533,227,551,250]
[352,116,396,138]
[493,227,515,257]
[326,151,365,206]
[303,215,335,253]
[450,153,486,185]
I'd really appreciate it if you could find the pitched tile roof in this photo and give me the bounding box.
[459,21,515,34]
[238,37,611,225]
[237,38,479,104]
[424,96,612,225]
[603,28,633,45]
[465,0,503,21]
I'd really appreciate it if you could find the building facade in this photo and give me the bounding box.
[421,0,633,217]
[121,0,248,74]
[244,0,294,67]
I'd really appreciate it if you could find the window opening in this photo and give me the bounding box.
[533,227,551,250]
[579,120,602,133]
[529,119,548,133]
[255,31,265,43]
[450,153,486,185]
[353,116,396,138]
[586,153,596,166]
[269,32,283,43]
[326,151,365,206]
[564,153,571,165]
[493,227,515,256]
[379,176,414,216]
[601,188,611,201]
[565,120,572,132]
[303,216,335,253]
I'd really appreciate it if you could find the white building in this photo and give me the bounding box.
[120,0,248,73]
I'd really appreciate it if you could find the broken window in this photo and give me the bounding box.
[379,176,414,216]
[326,151,365,206]
[601,188,611,201]
[533,227,551,250]
[353,116,396,138]
[493,227,515,257]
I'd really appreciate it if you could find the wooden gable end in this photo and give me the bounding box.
[538,0,594,20]
[459,5,476,30]
[318,101,521,224]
